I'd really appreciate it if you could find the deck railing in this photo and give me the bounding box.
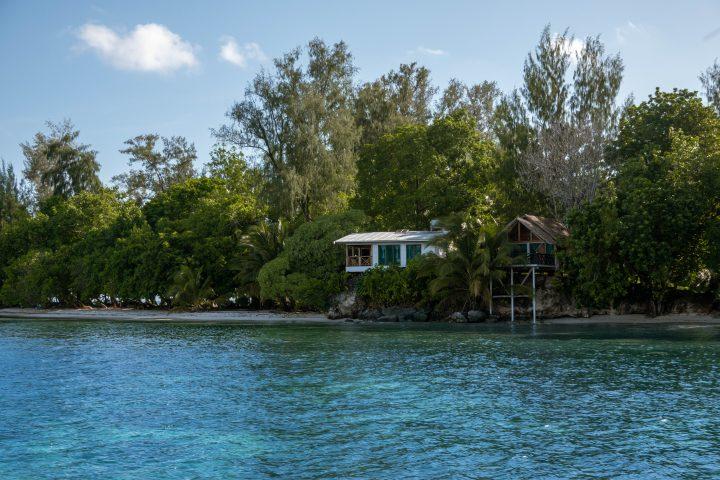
[347,256,372,267]
[527,252,556,266]
[511,252,556,266]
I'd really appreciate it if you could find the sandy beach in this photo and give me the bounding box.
[1,308,719,325]
[0,308,336,325]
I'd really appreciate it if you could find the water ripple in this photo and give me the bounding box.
[1,321,720,479]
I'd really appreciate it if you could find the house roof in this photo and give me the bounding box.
[334,230,444,244]
[505,214,569,244]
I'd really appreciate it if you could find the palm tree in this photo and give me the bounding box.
[429,215,514,312]
[231,220,287,299]
[168,264,215,309]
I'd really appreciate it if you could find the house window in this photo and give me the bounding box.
[529,243,555,265]
[347,245,372,267]
[406,244,422,262]
[378,244,400,266]
[529,243,545,254]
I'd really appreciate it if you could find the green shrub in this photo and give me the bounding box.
[257,254,292,305]
[357,257,436,307]
[357,266,411,306]
[0,249,58,307]
[257,210,367,310]
[285,273,329,310]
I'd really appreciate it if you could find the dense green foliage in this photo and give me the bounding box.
[427,218,514,312]
[215,38,359,221]
[355,110,496,229]
[0,165,262,307]
[564,89,720,313]
[0,189,145,306]
[257,210,366,309]
[356,266,413,307]
[231,220,288,301]
[0,160,28,227]
[21,120,101,202]
[113,134,197,204]
[356,258,433,308]
[3,28,720,315]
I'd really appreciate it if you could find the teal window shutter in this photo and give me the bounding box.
[379,245,400,265]
[391,245,399,265]
[406,244,422,262]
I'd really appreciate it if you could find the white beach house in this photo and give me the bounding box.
[334,230,444,273]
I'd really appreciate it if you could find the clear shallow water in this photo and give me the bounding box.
[1,321,720,479]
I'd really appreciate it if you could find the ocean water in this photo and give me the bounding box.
[1,320,719,479]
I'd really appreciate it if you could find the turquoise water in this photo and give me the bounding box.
[1,321,720,479]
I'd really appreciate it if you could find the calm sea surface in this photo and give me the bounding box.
[1,320,719,479]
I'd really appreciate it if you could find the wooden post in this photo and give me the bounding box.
[510,267,514,323]
[489,277,493,315]
[532,267,536,324]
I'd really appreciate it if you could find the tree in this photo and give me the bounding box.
[102,223,174,306]
[355,109,496,230]
[518,121,604,218]
[615,90,720,312]
[143,177,263,299]
[565,89,720,314]
[563,191,631,309]
[167,264,215,309]
[21,120,101,201]
[355,62,437,146]
[231,219,288,299]
[113,134,197,204]
[0,211,48,289]
[0,160,28,227]
[0,189,146,307]
[427,216,513,312]
[0,249,57,307]
[203,144,264,199]
[215,38,359,220]
[436,79,501,137]
[43,189,145,306]
[494,25,624,218]
[700,60,720,114]
[257,210,367,309]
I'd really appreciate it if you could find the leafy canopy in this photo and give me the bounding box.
[21,120,101,202]
[356,109,496,230]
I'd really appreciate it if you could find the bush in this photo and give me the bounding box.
[257,254,292,305]
[357,257,435,307]
[0,250,59,307]
[257,210,367,310]
[357,266,411,306]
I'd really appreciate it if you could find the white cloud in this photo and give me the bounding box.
[77,23,198,72]
[616,21,647,44]
[219,38,266,67]
[552,34,584,61]
[409,46,447,56]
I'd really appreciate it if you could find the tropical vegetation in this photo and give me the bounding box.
[2,26,720,316]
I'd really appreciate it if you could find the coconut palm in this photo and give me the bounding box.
[429,215,514,312]
[231,220,287,299]
[168,264,215,309]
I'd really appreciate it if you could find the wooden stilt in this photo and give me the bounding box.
[532,267,536,324]
[510,267,515,323]
[489,277,493,315]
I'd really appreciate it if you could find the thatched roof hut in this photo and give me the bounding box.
[504,214,569,246]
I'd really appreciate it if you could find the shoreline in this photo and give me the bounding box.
[0,308,336,325]
[1,308,719,325]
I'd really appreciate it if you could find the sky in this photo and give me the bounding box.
[1,0,720,182]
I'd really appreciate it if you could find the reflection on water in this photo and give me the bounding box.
[1,320,720,479]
